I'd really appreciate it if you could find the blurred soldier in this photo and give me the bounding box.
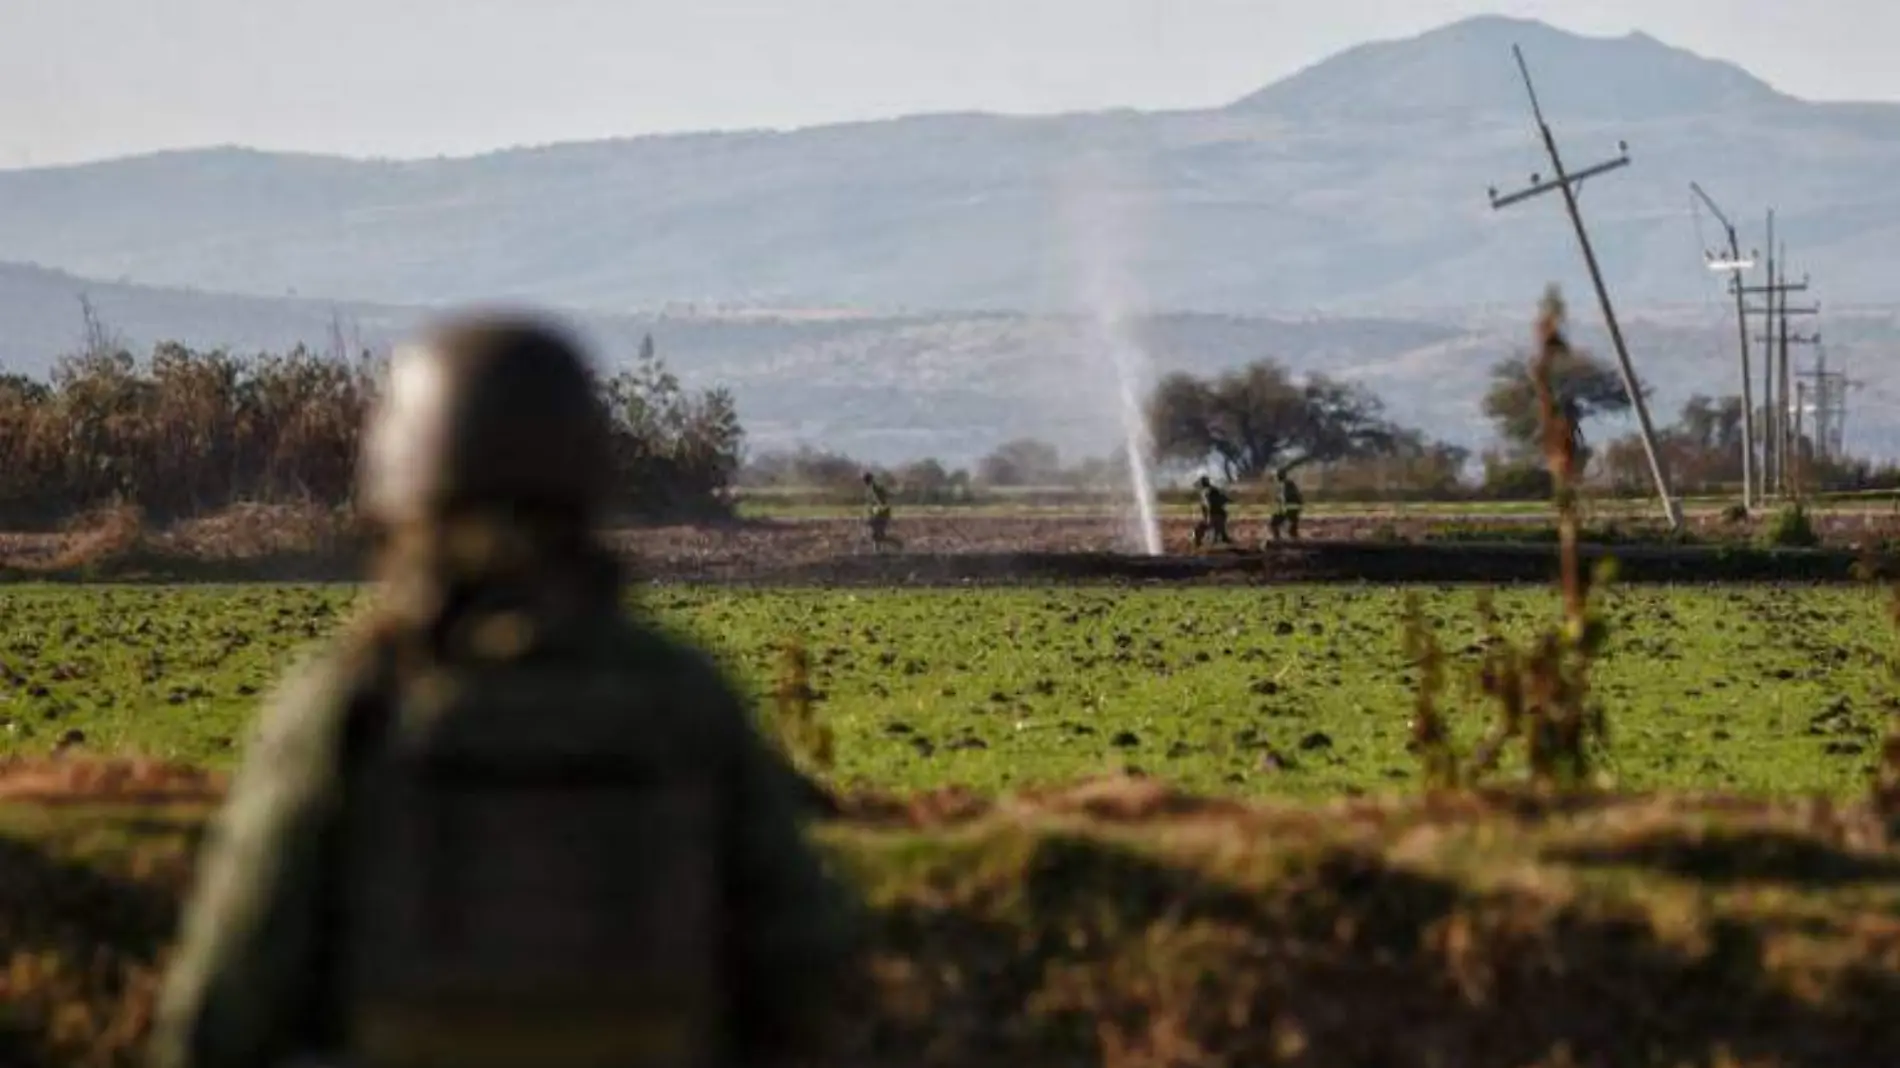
[152,315,857,1068]
[863,471,895,551]
[1191,475,1232,548]
[1269,466,1304,542]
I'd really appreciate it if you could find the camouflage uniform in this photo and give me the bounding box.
[1269,469,1304,542]
[152,316,856,1068]
[1192,476,1232,548]
[863,473,894,550]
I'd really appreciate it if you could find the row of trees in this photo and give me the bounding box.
[1141,309,1898,501]
[1598,395,1900,497]
[739,338,1858,507]
[0,325,743,527]
[738,435,1140,502]
[4,292,1889,525]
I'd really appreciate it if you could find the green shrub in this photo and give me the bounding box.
[1762,504,1820,548]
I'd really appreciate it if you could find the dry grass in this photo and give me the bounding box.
[0,502,361,582]
[0,336,738,528]
[40,505,148,572]
[0,758,227,806]
[145,501,354,560]
[4,770,1900,1066]
[771,637,837,781]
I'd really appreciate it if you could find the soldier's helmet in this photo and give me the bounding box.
[1196,475,1211,488]
[863,472,875,484]
[357,314,613,529]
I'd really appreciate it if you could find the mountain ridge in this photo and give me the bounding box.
[5,258,1899,467]
[0,18,1893,319]
[1227,15,1796,119]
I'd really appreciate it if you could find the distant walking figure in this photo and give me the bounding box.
[863,472,898,551]
[1192,475,1232,548]
[1269,467,1304,542]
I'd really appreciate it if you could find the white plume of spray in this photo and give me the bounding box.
[1056,145,1164,556]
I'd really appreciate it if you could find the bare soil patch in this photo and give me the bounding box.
[0,506,1893,586]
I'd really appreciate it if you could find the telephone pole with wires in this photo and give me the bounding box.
[1737,221,1816,499]
[1740,288,1816,497]
[1487,43,1681,530]
[1797,346,1850,463]
[1689,181,1758,511]
[1765,317,1820,489]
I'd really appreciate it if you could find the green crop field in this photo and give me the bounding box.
[7,579,1900,1066]
[1,583,1889,798]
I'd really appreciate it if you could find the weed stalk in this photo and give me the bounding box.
[1404,287,1614,792]
[1401,593,1456,790]
[1876,585,1900,828]
[772,637,835,779]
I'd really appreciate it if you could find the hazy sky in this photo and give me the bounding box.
[1,0,1891,168]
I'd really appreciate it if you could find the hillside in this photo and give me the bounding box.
[6,262,1899,465]
[0,17,1894,316]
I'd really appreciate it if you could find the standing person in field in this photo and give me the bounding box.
[863,471,897,551]
[1192,474,1232,548]
[1269,466,1304,542]
[152,315,858,1068]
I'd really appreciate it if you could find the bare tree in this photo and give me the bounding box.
[77,294,126,359]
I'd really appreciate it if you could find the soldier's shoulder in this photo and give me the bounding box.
[246,625,387,763]
[597,611,745,699]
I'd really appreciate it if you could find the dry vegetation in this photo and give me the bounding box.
[5,769,1900,1067]
[0,330,741,529]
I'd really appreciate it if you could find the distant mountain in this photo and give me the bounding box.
[0,16,1892,316]
[7,262,1899,466]
[1230,15,1793,120]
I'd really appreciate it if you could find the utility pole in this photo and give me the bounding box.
[1750,314,1818,496]
[1797,347,1847,463]
[1770,243,1786,494]
[1488,44,1682,531]
[1809,348,1828,463]
[1794,379,1808,499]
[1690,181,1757,511]
[1737,234,1814,500]
[1821,349,1851,460]
[1763,216,1776,496]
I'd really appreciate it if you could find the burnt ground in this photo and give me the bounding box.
[0,509,1894,586]
[612,513,1895,587]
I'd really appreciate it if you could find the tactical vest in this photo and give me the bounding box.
[337,645,727,1068]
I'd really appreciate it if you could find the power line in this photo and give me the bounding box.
[1735,225,1818,500]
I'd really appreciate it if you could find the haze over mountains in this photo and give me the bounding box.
[1,15,1896,464]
